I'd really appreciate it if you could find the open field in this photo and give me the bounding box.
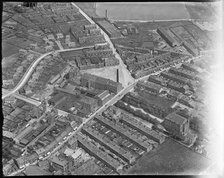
[96,2,190,21]
[127,138,211,175]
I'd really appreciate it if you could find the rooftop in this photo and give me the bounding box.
[165,112,187,125]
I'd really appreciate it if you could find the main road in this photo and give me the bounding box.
[71,2,135,87]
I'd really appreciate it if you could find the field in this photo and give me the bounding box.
[127,138,211,175]
[96,2,190,21]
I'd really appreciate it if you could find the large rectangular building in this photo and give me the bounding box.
[80,73,123,94]
[157,27,179,47]
[77,95,99,114]
[136,81,162,95]
[96,20,122,38]
[162,112,189,139]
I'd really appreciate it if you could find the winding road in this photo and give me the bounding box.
[2,45,94,100]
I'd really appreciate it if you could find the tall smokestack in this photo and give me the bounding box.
[105,9,108,19]
[117,68,119,83]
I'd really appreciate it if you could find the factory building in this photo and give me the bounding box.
[80,73,123,94]
[182,41,199,56]
[157,27,179,47]
[162,112,189,140]
[136,81,162,95]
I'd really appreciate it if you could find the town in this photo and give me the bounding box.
[2,2,220,176]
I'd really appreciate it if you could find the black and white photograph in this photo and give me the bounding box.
[2,1,223,177]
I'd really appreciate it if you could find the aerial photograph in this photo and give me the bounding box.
[2,1,223,176]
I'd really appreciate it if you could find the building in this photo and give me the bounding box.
[167,81,185,93]
[161,71,189,85]
[96,20,122,38]
[178,94,195,108]
[78,96,99,114]
[95,115,152,152]
[85,49,113,58]
[49,74,61,85]
[77,133,123,172]
[80,73,123,94]
[82,126,136,164]
[169,67,196,80]
[162,112,189,140]
[182,41,199,56]
[103,57,119,67]
[84,24,97,30]
[148,75,167,85]
[181,63,200,73]
[50,153,72,173]
[16,153,39,169]
[157,27,179,47]
[120,114,165,144]
[68,41,76,47]
[78,35,105,45]
[56,33,64,39]
[47,34,55,40]
[136,81,162,95]
[95,90,112,106]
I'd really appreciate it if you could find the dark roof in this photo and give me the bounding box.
[165,112,187,125]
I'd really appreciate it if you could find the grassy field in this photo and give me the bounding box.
[127,138,211,175]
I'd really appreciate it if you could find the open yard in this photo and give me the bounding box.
[81,66,118,83]
[127,138,211,175]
